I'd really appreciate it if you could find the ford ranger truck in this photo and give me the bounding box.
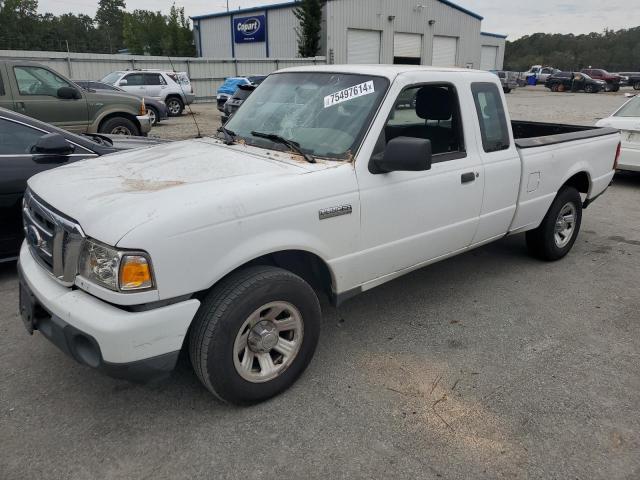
[18,66,620,405]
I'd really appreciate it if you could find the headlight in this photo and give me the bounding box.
[78,239,154,292]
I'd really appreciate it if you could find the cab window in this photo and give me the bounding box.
[0,118,46,154]
[383,84,465,161]
[471,82,510,153]
[14,66,72,96]
[123,73,144,86]
[144,73,166,86]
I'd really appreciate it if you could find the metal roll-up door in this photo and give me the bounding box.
[480,45,498,70]
[432,36,458,67]
[394,33,422,58]
[347,29,381,64]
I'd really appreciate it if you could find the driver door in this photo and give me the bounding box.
[10,65,88,133]
[355,81,484,286]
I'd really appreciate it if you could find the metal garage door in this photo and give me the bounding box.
[432,36,457,67]
[394,33,422,58]
[481,45,498,70]
[347,29,381,64]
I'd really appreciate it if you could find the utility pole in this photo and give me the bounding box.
[226,0,229,12]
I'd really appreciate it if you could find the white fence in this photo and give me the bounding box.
[0,50,326,101]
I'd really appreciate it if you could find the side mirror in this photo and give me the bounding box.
[57,86,81,99]
[370,136,432,174]
[32,133,75,156]
[118,79,128,86]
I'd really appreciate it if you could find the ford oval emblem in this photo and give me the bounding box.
[26,225,44,249]
[237,17,261,36]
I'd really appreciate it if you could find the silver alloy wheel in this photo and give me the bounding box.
[148,108,157,125]
[111,125,132,135]
[167,99,181,115]
[233,301,304,383]
[554,202,577,248]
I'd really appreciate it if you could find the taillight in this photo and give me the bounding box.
[614,141,621,170]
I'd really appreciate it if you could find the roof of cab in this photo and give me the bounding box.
[277,64,490,80]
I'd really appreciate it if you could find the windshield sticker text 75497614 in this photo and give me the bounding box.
[324,81,375,108]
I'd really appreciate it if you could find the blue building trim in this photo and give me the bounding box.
[191,1,297,21]
[191,0,484,22]
[265,9,270,57]
[230,15,235,57]
[481,31,508,39]
[436,0,483,20]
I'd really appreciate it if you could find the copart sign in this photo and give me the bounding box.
[233,15,266,43]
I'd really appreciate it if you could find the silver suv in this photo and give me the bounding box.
[101,70,195,116]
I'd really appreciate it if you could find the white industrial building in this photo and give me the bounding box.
[192,0,507,70]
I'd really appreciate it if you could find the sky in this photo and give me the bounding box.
[37,0,637,39]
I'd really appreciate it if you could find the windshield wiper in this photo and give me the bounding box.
[250,131,316,163]
[217,126,236,145]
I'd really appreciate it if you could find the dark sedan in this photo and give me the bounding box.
[74,80,169,126]
[0,107,168,262]
[221,84,256,123]
[545,72,606,93]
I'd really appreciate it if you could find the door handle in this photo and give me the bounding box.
[461,172,477,183]
[16,101,25,111]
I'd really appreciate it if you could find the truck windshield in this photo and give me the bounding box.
[224,72,389,160]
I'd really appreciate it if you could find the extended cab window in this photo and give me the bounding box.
[471,82,510,153]
[0,118,46,154]
[384,84,465,160]
[14,66,72,96]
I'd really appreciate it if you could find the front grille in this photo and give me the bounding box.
[22,189,85,286]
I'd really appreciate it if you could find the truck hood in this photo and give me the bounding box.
[27,138,331,246]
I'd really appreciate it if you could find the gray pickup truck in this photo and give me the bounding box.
[0,60,151,136]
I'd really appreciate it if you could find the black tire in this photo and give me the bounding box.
[584,84,594,93]
[98,116,140,136]
[503,88,511,94]
[189,266,321,405]
[612,85,620,92]
[166,96,184,116]
[633,82,640,91]
[604,83,613,92]
[526,186,582,261]
[147,106,159,125]
[551,84,559,92]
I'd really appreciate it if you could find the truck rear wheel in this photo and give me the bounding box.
[189,266,321,405]
[526,186,582,261]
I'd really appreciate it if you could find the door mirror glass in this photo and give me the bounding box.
[370,136,432,174]
[32,133,75,156]
[57,86,80,99]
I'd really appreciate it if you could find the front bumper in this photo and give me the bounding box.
[184,93,196,105]
[18,243,200,381]
[618,145,640,172]
[137,113,152,134]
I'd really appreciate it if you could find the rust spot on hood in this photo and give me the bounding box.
[122,178,185,192]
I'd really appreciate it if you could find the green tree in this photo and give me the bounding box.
[95,0,125,53]
[293,0,322,58]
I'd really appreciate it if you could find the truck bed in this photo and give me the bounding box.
[512,120,618,148]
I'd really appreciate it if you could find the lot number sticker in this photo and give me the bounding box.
[324,81,375,108]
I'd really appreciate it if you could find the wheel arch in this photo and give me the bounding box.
[561,170,591,195]
[97,111,141,133]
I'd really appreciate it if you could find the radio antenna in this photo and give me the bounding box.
[167,55,202,138]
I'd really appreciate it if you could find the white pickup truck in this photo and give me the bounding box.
[18,66,619,404]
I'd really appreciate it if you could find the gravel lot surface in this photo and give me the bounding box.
[1,84,639,480]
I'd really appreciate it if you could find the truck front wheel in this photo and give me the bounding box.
[526,186,583,261]
[189,266,321,405]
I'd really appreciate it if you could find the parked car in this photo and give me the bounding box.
[17,65,619,405]
[580,69,622,92]
[217,75,267,111]
[0,107,167,262]
[74,80,168,126]
[596,94,640,171]
[524,65,560,84]
[619,72,640,90]
[100,70,195,117]
[221,84,256,123]
[0,61,151,136]
[491,70,519,93]
[545,71,606,93]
